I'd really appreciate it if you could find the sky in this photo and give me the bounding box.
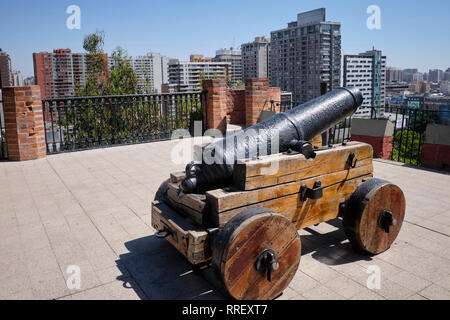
[0,0,449,78]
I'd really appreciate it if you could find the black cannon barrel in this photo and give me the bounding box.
[181,87,363,193]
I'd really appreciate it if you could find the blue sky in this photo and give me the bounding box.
[1,0,449,77]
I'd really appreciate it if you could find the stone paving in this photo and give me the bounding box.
[0,139,449,300]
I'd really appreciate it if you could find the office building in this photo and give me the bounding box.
[270,8,341,104]
[33,49,108,98]
[241,37,270,80]
[213,48,243,84]
[343,49,386,117]
[0,49,13,87]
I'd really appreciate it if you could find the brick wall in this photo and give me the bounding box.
[421,124,450,170]
[226,89,245,125]
[350,119,393,159]
[245,78,269,127]
[203,78,281,132]
[2,86,46,161]
[202,79,228,133]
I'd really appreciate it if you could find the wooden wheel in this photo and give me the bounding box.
[212,207,301,300]
[343,178,406,255]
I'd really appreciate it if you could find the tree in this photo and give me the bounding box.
[75,31,137,96]
[75,30,108,96]
[106,47,137,95]
[391,130,422,165]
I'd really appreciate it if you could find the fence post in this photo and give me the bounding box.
[350,118,394,159]
[3,86,46,161]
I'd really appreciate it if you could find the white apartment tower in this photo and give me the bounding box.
[167,60,231,92]
[241,37,270,80]
[213,48,243,84]
[343,49,386,117]
[109,52,169,94]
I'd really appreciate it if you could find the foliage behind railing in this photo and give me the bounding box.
[42,92,204,154]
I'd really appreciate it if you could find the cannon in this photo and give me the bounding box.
[180,87,363,193]
[151,87,406,300]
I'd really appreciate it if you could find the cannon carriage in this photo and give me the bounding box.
[151,87,406,300]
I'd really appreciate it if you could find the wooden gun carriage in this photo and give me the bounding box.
[150,88,406,300]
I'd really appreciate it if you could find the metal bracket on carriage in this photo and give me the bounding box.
[347,152,358,169]
[378,210,397,233]
[255,249,280,282]
[300,180,323,201]
[155,222,178,242]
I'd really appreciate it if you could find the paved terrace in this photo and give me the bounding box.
[1,139,449,300]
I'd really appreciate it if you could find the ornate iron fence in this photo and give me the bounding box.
[42,92,204,154]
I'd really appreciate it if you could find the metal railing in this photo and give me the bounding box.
[375,107,450,166]
[42,92,204,154]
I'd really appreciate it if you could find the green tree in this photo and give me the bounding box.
[75,30,108,96]
[391,130,422,165]
[106,47,138,95]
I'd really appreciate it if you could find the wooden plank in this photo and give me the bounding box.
[310,134,322,148]
[151,201,210,265]
[166,183,206,226]
[233,141,372,190]
[210,174,372,228]
[170,171,185,183]
[207,163,373,213]
[167,183,206,212]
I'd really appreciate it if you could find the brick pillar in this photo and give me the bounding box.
[421,124,450,169]
[3,86,46,161]
[203,79,227,133]
[245,78,269,127]
[350,118,393,159]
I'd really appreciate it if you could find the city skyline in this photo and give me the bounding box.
[0,0,449,78]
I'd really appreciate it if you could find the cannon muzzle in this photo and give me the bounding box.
[181,87,363,193]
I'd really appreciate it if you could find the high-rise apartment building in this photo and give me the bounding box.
[269,8,341,104]
[428,69,444,83]
[33,49,108,98]
[402,69,418,83]
[241,37,270,80]
[387,67,403,83]
[11,71,23,86]
[167,60,230,92]
[213,48,243,85]
[343,49,386,117]
[0,49,13,87]
[110,52,169,94]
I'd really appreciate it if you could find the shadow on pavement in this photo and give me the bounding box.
[116,235,223,300]
[301,218,373,266]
